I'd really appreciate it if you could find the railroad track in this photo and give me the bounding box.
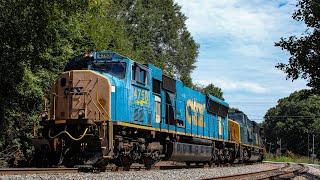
[0,162,255,175]
[0,164,208,175]
[103,164,205,171]
[206,163,306,180]
[91,162,257,172]
[0,167,78,175]
[0,162,306,179]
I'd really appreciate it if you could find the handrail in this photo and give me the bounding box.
[86,93,111,120]
[48,127,89,141]
[53,93,56,120]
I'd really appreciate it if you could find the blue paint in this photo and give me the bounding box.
[84,51,232,141]
[228,110,262,146]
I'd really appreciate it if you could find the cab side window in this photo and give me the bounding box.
[132,63,149,85]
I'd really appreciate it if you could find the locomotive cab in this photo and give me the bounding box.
[34,52,130,168]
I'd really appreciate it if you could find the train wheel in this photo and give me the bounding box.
[63,151,79,168]
[208,161,216,167]
[213,148,219,166]
[143,157,156,170]
[120,156,133,171]
[98,166,107,172]
[218,149,225,163]
[224,149,235,163]
[114,161,123,167]
[94,158,108,172]
[63,158,77,168]
[243,149,250,162]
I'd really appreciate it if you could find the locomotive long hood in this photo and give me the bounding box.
[50,70,111,122]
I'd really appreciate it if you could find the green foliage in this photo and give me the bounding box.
[193,83,225,100]
[0,0,111,166]
[0,0,199,166]
[264,89,320,156]
[275,0,320,93]
[265,154,319,164]
[109,0,199,86]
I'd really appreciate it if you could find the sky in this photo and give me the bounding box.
[174,0,308,123]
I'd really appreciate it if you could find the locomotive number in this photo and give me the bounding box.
[134,88,149,106]
[186,100,205,127]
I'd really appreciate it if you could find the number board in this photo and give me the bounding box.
[97,53,113,60]
[133,87,149,106]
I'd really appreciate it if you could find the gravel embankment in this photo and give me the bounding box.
[0,163,284,180]
[293,164,320,180]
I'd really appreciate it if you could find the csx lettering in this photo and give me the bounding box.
[64,87,84,96]
[186,100,205,127]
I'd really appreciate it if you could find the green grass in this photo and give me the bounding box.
[265,154,319,164]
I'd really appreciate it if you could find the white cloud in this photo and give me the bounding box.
[175,0,304,58]
[174,0,308,121]
[176,0,301,38]
[195,78,268,94]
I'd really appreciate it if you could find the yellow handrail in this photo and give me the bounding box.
[48,127,89,141]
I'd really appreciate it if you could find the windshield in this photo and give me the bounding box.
[92,62,126,78]
[228,113,243,123]
[64,55,92,71]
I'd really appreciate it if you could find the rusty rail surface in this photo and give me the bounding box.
[0,167,78,175]
[0,162,285,177]
[206,163,306,180]
[0,165,203,175]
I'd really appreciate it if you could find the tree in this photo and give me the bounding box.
[275,0,320,93]
[0,0,199,166]
[193,83,224,100]
[0,0,128,166]
[0,0,76,166]
[109,0,199,87]
[263,89,320,155]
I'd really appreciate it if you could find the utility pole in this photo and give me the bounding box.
[267,142,273,154]
[276,138,282,156]
[312,134,315,164]
[279,138,281,156]
[308,133,310,159]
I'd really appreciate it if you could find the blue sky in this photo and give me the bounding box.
[174,0,308,122]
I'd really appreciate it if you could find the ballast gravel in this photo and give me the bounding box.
[293,164,320,180]
[0,163,284,180]
[306,164,320,178]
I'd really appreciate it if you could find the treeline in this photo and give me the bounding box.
[265,0,320,157]
[0,0,200,166]
[263,90,320,156]
[0,0,225,167]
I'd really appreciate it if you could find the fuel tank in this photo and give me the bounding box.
[166,142,213,162]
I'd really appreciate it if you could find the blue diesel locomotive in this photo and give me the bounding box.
[34,51,264,169]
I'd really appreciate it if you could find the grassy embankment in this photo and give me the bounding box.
[265,154,319,164]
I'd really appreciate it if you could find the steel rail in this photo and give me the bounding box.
[0,168,78,175]
[205,163,306,180]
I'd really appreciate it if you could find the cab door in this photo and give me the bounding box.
[130,63,151,125]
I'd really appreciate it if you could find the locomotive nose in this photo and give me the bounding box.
[51,70,111,122]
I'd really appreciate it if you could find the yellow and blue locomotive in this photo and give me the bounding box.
[34,51,265,169]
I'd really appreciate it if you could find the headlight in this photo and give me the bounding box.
[78,109,85,119]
